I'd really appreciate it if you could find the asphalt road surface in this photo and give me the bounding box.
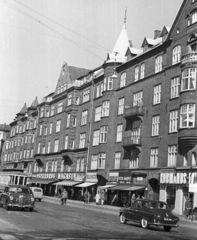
[0,199,196,240]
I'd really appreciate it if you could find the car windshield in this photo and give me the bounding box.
[34,189,42,192]
[9,187,30,194]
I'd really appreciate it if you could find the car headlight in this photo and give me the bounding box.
[31,197,35,202]
[10,196,14,201]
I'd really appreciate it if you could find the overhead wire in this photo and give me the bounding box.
[0,0,105,61]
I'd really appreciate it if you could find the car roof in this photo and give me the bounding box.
[30,187,42,189]
[8,185,29,189]
[135,199,166,204]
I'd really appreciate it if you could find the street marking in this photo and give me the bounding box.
[0,234,19,240]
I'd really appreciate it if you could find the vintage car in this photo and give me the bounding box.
[119,199,179,231]
[0,185,35,211]
[30,187,43,202]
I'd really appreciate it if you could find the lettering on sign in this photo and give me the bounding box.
[32,173,56,179]
[118,176,131,184]
[160,172,187,184]
[86,173,97,182]
[57,173,85,181]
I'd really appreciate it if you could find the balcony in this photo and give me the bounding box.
[122,136,141,148]
[178,128,197,153]
[181,52,197,65]
[124,106,143,119]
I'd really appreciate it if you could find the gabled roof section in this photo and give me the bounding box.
[160,26,170,37]
[55,62,90,95]
[166,0,187,41]
[141,37,162,48]
[107,22,130,63]
[126,47,142,56]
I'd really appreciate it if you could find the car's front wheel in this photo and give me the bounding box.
[141,218,149,229]
[120,213,127,224]
[163,226,171,232]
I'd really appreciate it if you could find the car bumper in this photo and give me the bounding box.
[8,203,34,208]
[153,222,179,227]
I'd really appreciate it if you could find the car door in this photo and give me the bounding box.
[1,187,9,205]
[126,201,139,221]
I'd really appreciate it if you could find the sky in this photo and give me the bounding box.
[0,0,183,124]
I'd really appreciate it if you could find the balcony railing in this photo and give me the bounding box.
[124,106,143,119]
[122,136,141,148]
[181,52,197,65]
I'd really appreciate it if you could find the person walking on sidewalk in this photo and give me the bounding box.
[60,189,68,205]
[185,197,192,218]
[101,190,105,205]
[84,191,88,204]
[95,192,100,205]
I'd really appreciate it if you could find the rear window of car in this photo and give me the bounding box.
[34,189,42,192]
[9,187,30,194]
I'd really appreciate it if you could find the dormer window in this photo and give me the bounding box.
[192,11,197,24]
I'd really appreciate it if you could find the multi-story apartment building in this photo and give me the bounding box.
[2,0,197,215]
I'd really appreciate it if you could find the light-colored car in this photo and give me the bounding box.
[30,187,43,202]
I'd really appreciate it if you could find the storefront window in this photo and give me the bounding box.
[166,186,176,208]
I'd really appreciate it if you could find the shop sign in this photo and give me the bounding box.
[57,172,85,181]
[160,172,187,184]
[86,173,97,182]
[189,172,197,193]
[118,171,132,185]
[109,172,119,183]
[32,173,56,179]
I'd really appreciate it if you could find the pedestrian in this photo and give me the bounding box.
[131,193,136,205]
[60,188,68,205]
[87,191,91,203]
[185,197,192,218]
[101,190,105,205]
[84,191,88,204]
[95,192,100,205]
[58,187,62,198]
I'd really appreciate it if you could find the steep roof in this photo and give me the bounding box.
[107,22,130,63]
[18,103,27,115]
[30,97,39,108]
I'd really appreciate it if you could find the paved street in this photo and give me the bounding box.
[0,196,197,240]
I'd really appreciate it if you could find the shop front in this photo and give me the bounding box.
[159,169,197,215]
[53,172,85,199]
[28,173,58,196]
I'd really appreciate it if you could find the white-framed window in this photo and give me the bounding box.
[72,116,77,127]
[20,151,23,160]
[70,140,75,149]
[129,149,139,168]
[108,76,113,90]
[81,110,88,125]
[114,152,121,169]
[180,104,195,128]
[98,153,106,169]
[4,154,7,161]
[171,77,180,98]
[133,91,143,107]
[45,161,48,172]
[118,98,124,115]
[168,145,177,167]
[65,135,68,149]
[54,139,59,152]
[32,134,35,143]
[76,158,80,172]
[79,133,86,148]
[54,160,57,172]
[31,149,34,158]
[67,93,72,106]
[51,161,55,172]
[155,55,163,73]
[134,65,139,81]
[116,124,123,142]
[102,101,110,117]
[120,72,126,88]
[40,107,44,118]
[100,126,108,143]
[93,130,100,146]
[96,84,100,98]
[43,126,47,135]
[39,124,43,136]
[140,63,145,79]
[169,110,178,133]
[51,105,55,116]
[47,141,51,153]
[37,142,41,154]
[192,11,197,24]
[49,122,52,135]
[56,120,61,132]
[91,154,98,170]
[181,68,196,91]
[23,150,26,158]
[26,149,30,158]
[95,106,102,122]
[192,152,196,166]
[61,160,64,172]
[152,115,160,136]
[28,135,31,143]
[42,146,45,155]
[172,45,181,65]
[57,101,63,113]
[83,88,90,103]
[153,84,161,105]
[150,148,158,167]
[80,158,84,172]
[67,113,71,127]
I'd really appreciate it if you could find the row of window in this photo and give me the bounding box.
[6,134,35,149]
[10,119,37,137]
[4,148,34,162]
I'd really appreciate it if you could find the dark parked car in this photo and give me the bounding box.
[119,199,179,231]
[0,185,35,211]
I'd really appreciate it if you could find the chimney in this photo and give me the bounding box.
[154,30,161,39]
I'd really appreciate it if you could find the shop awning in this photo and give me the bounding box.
[124,186,146,191]
[27,179,57,184]
[109,185,130,190]
[98,185,115,189]
[74,182,97,188]
[53,181,81,186]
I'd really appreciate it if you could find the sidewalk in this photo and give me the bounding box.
[42,195,197,230]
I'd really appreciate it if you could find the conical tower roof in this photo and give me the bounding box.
[31,97,39,108]
[17,103,27,116]
[107,17,130,63]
